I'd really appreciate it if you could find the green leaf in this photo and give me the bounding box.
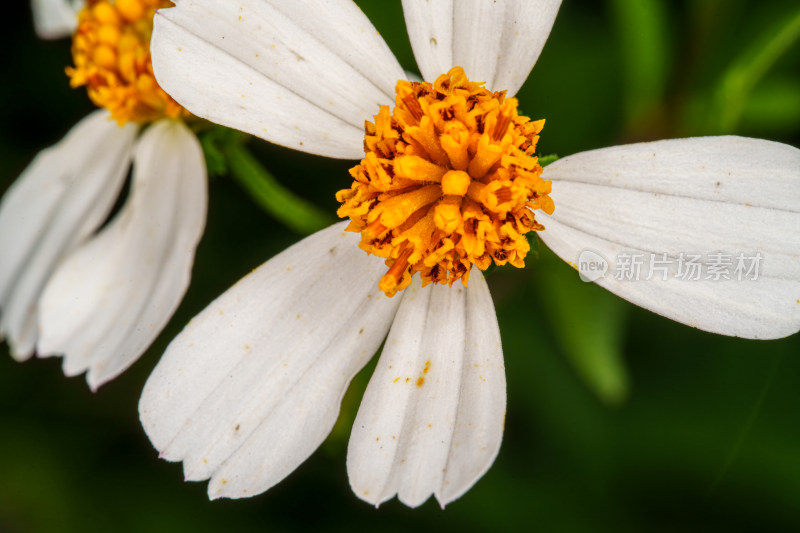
[535,246,630,405]
[715,8,800,132]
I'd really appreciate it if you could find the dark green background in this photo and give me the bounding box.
[2,0,799,531]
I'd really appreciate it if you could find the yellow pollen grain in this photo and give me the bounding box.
[67,0,187,125]
[337,67,553,297]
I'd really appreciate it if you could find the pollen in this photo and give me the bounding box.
[67,0,186,125]
[337,67,554,297]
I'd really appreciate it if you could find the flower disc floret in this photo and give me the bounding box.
[337,67,554,297]
[67,0,186,125]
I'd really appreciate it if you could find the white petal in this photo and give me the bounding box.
[139,222,402,500]
[31,0,83,39]
[401,0,454,83]
[539,136,800,339]
[37,120,207,389]
[402,0,561,95]
[347,270,506,508]
[0,111,137,360]
[151,0,404,159]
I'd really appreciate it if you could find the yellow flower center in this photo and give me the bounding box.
[337,67,554,297]
[67,0,186,125]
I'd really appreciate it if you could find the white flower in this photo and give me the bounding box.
[0,0,207,390]
[140,0,800,508]
[30,0,83,39]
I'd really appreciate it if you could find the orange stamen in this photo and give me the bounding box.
[338,67,552,297]
[67,0,186,125]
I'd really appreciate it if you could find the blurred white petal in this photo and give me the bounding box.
[139,222,402,499]
[37,120,207,389]
[347,271,506,508]
[402,0,561,95]
[0,111,137,360]
[539,136,800,339]
[151,0,404,159]
[31,0,83,40]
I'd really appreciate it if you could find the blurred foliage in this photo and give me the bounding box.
[609,0,672,135]
[201,126,335,235]
[713,7,800,133]
[534,244,630,405]
[1,0,799,532]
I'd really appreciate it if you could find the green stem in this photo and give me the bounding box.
[226,143,335,235]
